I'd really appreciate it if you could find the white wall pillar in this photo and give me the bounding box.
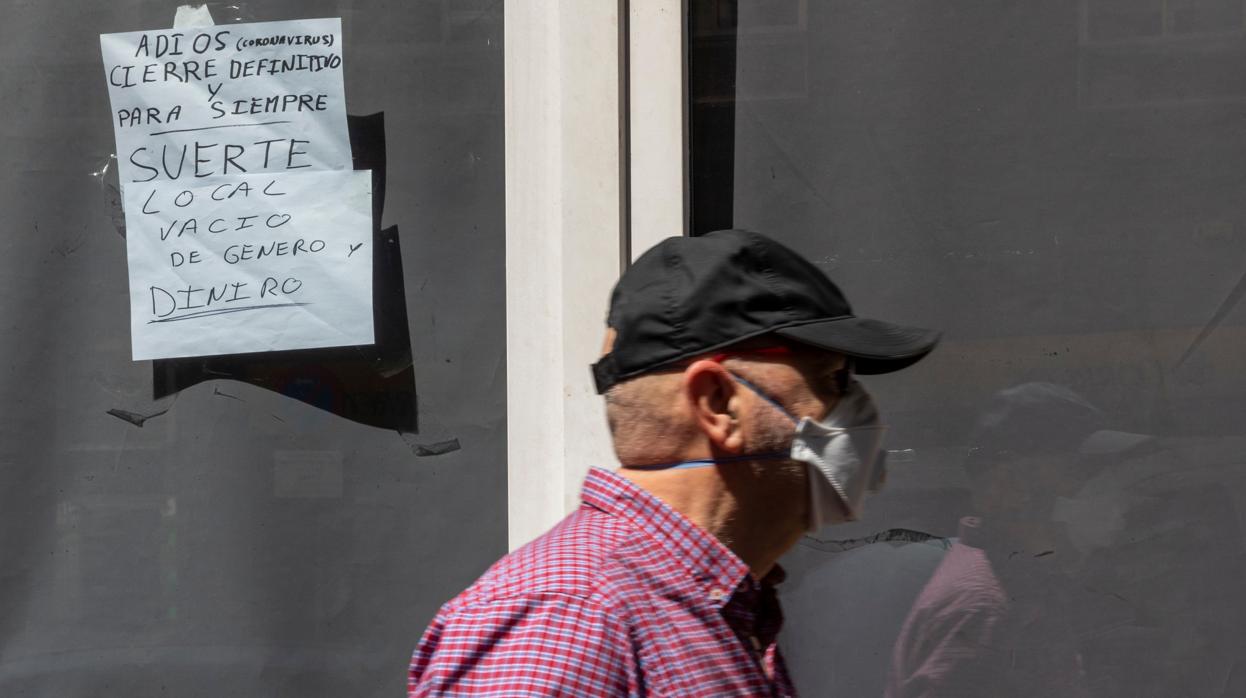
[628,0,689,259]
[505,0,625,549]
[505,0,690,549]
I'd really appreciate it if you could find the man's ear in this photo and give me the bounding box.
[683,360,746,454]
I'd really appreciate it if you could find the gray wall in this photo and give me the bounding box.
[713,1,1246,696]
[0,1,506,695]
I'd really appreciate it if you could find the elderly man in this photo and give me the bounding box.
[408,230,939,696]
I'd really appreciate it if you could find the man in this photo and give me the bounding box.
[409,229,940,696]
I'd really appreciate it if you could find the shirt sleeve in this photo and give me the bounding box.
[408,593,638,697]
[888,601,1006,698]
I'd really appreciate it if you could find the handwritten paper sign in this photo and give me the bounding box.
[100,18,376,360]
[123,171,373,360]
[100,17,352,184]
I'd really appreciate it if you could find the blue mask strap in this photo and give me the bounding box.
[727,372,799,424]
[624,452,790,471]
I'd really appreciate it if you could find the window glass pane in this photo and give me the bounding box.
[0,2,505,695]
[693,2,1246,695]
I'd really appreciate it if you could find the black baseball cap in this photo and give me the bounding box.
[967,382,1153,465]
[591,229,941,393]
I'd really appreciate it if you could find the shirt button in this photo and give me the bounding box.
[708,587,727,602]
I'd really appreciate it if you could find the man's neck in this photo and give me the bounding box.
[618,464,802,579]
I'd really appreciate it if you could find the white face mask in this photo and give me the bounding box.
[733,375,889,532]
[791,381,888,531]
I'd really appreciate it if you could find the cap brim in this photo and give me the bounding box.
[1077,430,1153,456]
[774,317,941,374]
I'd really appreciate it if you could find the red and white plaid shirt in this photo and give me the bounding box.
[408,467,796,696]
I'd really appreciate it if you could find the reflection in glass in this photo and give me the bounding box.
[886,383,1150,697]
[695,1,1246,695]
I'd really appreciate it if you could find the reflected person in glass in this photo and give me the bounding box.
[885,382,1153,698]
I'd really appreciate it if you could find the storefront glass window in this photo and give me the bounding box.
[0,2,505,695]
[692,2,1246,695]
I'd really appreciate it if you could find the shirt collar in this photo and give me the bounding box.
[581,467,753,607]
[958,516,1006,550]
